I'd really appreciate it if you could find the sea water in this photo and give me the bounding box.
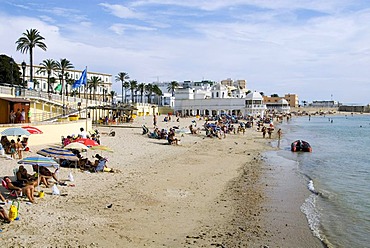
[266,114,370,248]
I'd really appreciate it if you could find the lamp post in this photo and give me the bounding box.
[21,61,26,88]
[59,74,65,115]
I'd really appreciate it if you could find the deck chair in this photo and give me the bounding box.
[1,179,19,198]
[95,158,107,172]
[142,125,149,135]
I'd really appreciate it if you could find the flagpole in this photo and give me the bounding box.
[85,66,88,132]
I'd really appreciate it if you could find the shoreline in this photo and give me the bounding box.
[0,117,322,247]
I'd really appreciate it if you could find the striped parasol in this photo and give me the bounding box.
[37,147,79,161]
[18,155,59,167]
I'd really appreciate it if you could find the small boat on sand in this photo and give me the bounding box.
[291,140,312,152]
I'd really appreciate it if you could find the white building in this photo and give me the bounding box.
[265,98,291,113]
[174,81,266,117]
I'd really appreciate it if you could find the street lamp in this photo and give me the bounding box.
[21,61,26,88]
[59,74,65,115]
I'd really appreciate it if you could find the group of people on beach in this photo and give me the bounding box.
[144,113,284,144]
[1,136,28,159]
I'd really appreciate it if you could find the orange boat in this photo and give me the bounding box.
[291,140,312,152]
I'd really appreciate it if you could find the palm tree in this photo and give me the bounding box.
[88,76,102,100]
[153,85,162,105]
[64,73,75,100]
[129,80,138,103]
[37,59,57,93]
[167,81,179,97]
[115,72,129,104]
[15,29,47,83]
[145,83,154,103]
[109,90,116,104]
[33,78,40,90]
[56,58,74,97]
[137,83,145,103]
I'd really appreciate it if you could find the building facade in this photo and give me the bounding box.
[263,93,299,107]
[18,64,112,102]
[174,80,266,117]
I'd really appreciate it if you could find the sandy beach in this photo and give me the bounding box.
[0,116,323,247]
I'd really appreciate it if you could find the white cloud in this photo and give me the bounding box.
[99,3,144,19]
[1,1,370,103]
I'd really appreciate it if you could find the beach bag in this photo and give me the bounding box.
[52,184,60,195]
[9,200,20,221]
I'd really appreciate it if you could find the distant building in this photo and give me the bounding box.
[263,94,299,107]
[265,99,290,113]
[310,100,339,108]
[338,104,370,113]
[174,79,266,117]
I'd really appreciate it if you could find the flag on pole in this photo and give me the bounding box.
[54,83,62,92]
[72,68,87,89]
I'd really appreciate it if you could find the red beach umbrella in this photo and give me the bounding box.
[22,126,43,134]
[73,138,99,147]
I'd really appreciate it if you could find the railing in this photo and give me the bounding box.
[0,85,109,122]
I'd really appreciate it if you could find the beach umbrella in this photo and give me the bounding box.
[89,145,113,153]
[73,138,99,147]
[1,127,30,136]
[36,147,79,161]
[18,155,59,167]
[64,142,89,151]
[18,155,59,191]
[21,126,43,134]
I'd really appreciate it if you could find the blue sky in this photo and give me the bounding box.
[1,0,370,104]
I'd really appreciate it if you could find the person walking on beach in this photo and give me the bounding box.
[153,114,157,127]
[262,126,267,138]
[277,128,282,140]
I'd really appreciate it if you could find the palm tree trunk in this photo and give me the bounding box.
[30,48,34,83]
[121,82,124,104]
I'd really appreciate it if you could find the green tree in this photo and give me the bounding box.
[37,59,57,93]
[109,90,116,104]
[56,58,74,96]
[153,85,162,104]
[115,72,129,104]
[15,29,47,83]
[167,81,179,97]
[271,93,279,97]
[129,80,138,103]
[0,55,21,86]
[88,76,102,100]
[145,83,153,103]
[33,78,40,90]
[137,83,145,103]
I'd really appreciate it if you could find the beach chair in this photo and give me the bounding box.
[95,158,107,172]
[142,125,149,135]
[1,179,19,198]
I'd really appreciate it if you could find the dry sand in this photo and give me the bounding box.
[0,116,323,247]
